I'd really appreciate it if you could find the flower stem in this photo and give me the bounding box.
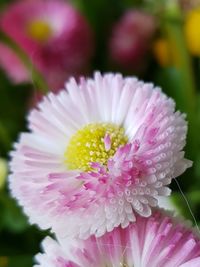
[161,1,198,160]
[0,122,11,151]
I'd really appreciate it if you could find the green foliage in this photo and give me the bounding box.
[172,190,200,223]
[0,192,28,233]
[0,72,30,155]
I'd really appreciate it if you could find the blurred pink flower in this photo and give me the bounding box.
[35,209,200,267]
[9,72,191,239]
[109,10,156,72]
[0,0,94,89]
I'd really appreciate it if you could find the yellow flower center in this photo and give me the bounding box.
[65,123,128,171]
[27,20,52,42]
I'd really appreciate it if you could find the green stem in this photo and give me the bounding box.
[0,31,48,94]
[0,122,11,151]
[165,22,196,112]
[162,2,198,160]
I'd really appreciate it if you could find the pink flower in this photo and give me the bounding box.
[9,72,191,238]
[34,209,200,267]
[109,10,156,72]
[0,0,93,89]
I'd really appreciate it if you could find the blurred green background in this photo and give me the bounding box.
[1,0,200,266]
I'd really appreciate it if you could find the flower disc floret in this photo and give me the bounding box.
[9,72,192,238]
[65,123,127,171]
[27,20,53,42]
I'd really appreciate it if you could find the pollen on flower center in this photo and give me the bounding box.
[27,20,52,42]
[65,123,128,171]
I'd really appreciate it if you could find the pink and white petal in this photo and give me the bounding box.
[179,257,200,267]
[35,210,200,267]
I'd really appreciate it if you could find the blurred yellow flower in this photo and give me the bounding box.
[0,256,8,267]
[0,158,7,189]
[153,38,172,67]
[185,8,200,56]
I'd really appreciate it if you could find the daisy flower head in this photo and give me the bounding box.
[9,72,192,238]
[35,209,200,267]
[0,0,93,89]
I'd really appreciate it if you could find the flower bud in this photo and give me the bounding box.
[109,10,156,72]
